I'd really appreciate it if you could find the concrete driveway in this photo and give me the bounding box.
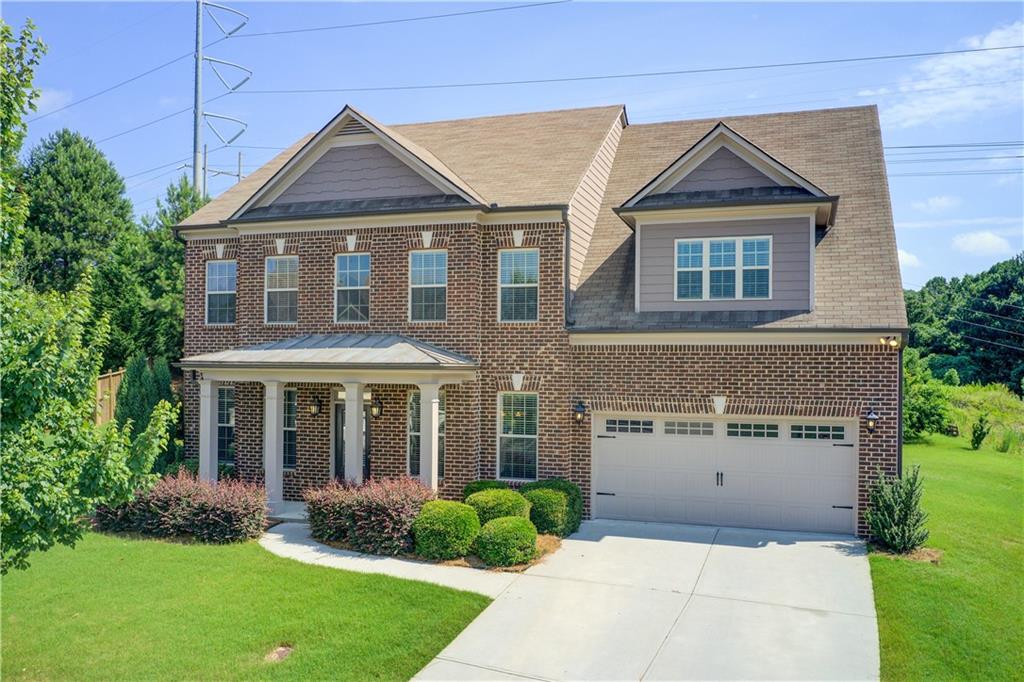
[415,520,878,681]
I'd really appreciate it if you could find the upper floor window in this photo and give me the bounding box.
[206,260,236,325]
[335,253,370,323]
[499,249,539,322]
[675,237,771,301]
[408,390,446,478]
[283,388,297,469]
[265,255,298,324]
[410,250,447,321]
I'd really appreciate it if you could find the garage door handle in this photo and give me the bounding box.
[832,505,853,509]
[596,435,616,439]
[833,443,855,447]
[596,492,616,496]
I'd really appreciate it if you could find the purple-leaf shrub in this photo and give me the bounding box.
[304,481,356,543]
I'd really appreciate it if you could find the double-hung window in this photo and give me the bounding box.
[410,250,447,321]
[283,389,297,469]
[499,249,539,321]
[675,237,771,300]
[335,253,370,322]
[498,393,538,480]
[206,260,236,324]
[265,255,299,323]
[217,387,235,463]
[407,390,446,477]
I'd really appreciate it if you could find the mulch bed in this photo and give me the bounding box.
[319,534,563,572]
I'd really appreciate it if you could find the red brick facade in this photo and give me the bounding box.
[183,221,899,536]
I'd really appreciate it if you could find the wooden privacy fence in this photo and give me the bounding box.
[95,369,125,425]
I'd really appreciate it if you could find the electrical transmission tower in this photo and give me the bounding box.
[193,0,251,196]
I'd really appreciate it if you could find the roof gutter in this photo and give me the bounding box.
[567,325,910,335]
[178,361,479,371]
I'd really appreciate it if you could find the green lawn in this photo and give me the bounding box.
[2,532,489,681]
[870,435,1023,681]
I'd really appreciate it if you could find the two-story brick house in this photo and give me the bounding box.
[178,103,905,536]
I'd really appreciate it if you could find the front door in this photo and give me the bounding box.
[333,402,371,481]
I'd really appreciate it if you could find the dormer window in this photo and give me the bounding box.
[674,237,772,301]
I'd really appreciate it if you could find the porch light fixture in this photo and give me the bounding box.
[307,397,322,416]
[879,335,900,348]
[572,400,587,423]
[370,396,384,419]
[865,408,879,434]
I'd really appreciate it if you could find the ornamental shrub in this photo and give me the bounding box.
[412,500,480,560]
[462,479,509,500]
[345,478,435,556]
[93,470,265,543]
[970,413,991,450]
[475,516,537,567]
[522,488,570,536]
[304,481,357,543]
[519,478,583,534]
[864,466,929,554]
[466,488,530,525]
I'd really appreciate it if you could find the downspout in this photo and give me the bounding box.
[563,206,572,326]
[897,345,904,477]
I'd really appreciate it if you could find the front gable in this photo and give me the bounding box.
[666,146,778,194]
[231,106,486,222]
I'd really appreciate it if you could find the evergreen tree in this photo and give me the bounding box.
[115,355,158,437]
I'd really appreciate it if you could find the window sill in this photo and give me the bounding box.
[264,321,299,326]
[204,322,236,327]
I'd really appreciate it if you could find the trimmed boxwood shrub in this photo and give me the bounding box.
[522,488,570,536]
[462,479,509,500]
[93,470,266,543]
[520,478,583,534]
[466,488,530,525]
[412,500,480,560]
[475,516,537,567]
[303,481,356,542]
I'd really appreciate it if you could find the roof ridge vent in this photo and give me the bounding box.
[336,118,370,136]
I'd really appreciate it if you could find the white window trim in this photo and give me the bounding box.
[282,388,297,470]
[406,390,446,478]
[205,259,236,326]
[673,236,773,301]
[408,249,448,323]
[497,247,540,323]
[496,392,539,482]
[334,252,370,324]
[216,386,235,463]
[264,255,299,325]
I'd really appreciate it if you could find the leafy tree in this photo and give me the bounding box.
[903,348,948,440]
[21,129,133,293]
[139,175,208,362]
[0,272,175,573]
[0,19,45,262]
[942,368,961,386]
[970,414,991,450]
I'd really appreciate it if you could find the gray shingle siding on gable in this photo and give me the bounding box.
[667,147,777,193]
[273,143,442,204]
[637,217,811,312]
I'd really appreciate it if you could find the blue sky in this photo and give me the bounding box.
[9,1,1023,289]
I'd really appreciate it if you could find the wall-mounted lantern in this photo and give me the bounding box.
[572,400,587,423]
[307,396,322,416]
[865,408,879,434]
[370,396,384,419]
[879,335,900,348]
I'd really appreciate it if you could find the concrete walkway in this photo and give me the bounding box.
[415,520,879,681]
[259,522,516,598]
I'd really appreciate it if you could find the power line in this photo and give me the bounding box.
[234,0,570,38]
[885,141,1024,149]
[889,169,1023,177]
[962,335,1024,353]
[47,4,180,66]
[235,44,1024,96]
[95,92,231,144]
[970,309,1024,325]
[953,319,1024,339]
[972,296,1024,311]
[887,155,1024,164]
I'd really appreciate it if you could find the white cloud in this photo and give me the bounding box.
[910,195,961,214]
[897,215,1020,230]
[898,249,922,267]
[35,88,72,116]
[952,230,1014,256]
[880,21,1024,128]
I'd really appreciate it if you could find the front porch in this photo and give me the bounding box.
[181,334,477,503]
[268,500,307,522]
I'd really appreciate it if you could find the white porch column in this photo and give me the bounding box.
[419,383,441,491]
[343,382,364,485]
[198,379,218,483]
[263,380,284,503]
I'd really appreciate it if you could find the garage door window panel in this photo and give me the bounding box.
[605,418,654,434]
[665,420,714,436]
[727,422,779,438]
[499,393,538,480]
[791,424,846,440]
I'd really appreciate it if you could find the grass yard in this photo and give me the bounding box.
[870,435,1023,680]
[2,532,489,681]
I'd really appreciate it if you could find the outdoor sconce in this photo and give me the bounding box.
[307,397,322,416]
[879,335,900,349]
[572,400,587,423]
[370,396,384,419]
[865,408,879,434]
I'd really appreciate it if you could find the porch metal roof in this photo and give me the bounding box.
[180,334,477,370]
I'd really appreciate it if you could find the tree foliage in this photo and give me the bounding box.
[903,348,949,441]
[21,129,134,293]
[905,255,1024,392]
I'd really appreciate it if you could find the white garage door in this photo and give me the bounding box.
[592,415,858,534]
